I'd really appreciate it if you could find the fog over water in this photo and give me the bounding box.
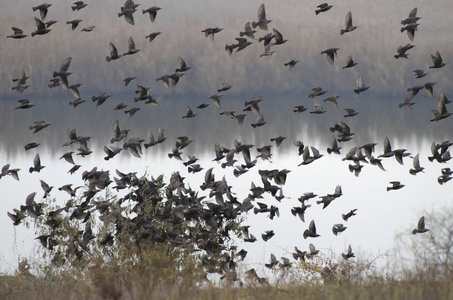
[0,0,452,274]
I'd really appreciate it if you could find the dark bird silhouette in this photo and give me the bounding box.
[431,95,452,122]
[284,60,298,70]
[412,216,429,234]
[145,31,161,42]
[31,17,51,37]
[252,3,272,30]
[353,76,370,95]
[81,25,95,32]
[342,55,357,69]
[315,3,333,15]
[29,153,45,173]
[413,69,428,78]
[342,209,358,221]
[430,51,446,69]
[394,44,415,59]
[320,48,339,65]
[7,27,27,39]
[342,245,355,260]
[123,37,140,56]
[106,42,122,62]
[303,220,320,239]
[72,1,88,11]
[340,11,357,35]
[52,56,72,92]
[201,27,223,40]
[32,3,52,21]
[332,224,347,236]
[66,19,82,30]
[387,181,405,191]
[142,6,161,22]
[118,0,137,25]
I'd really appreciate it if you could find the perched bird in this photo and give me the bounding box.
[387,181,405,191]
[252,3,272,30]
[320,48,339,65]
[340,11,357,35]
[342,245,355,260]
[342,55,357,69]
[32,3,52,21]
[106,42,122,62]
[142,6,161,23]
[303,220,320,239]
[412,216,429,234]
[315,3,333,15]
[430,51,446,69]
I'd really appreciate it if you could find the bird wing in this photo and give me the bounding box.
[110,42,119,56]
[257,3,266,22]
[417,216,425,230]
[128,36,136,51]
[34,17,46,30]
[345,11,353,27]
[408,7,417,18]
[383,137,392,153]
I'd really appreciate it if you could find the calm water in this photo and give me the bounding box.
[1,0,452,275]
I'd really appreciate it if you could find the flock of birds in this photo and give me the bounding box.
[1,1,451,282]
